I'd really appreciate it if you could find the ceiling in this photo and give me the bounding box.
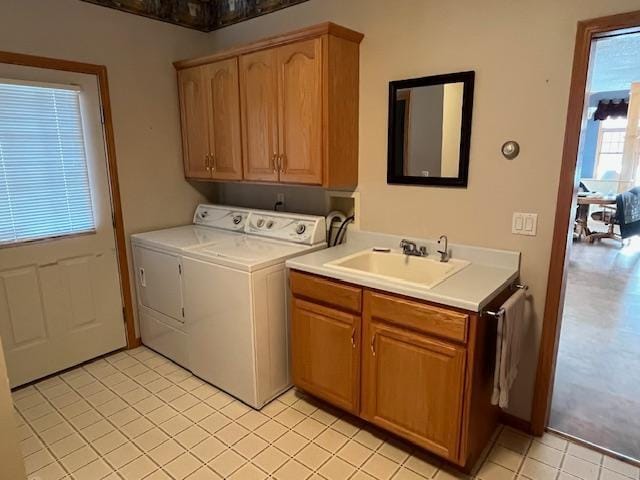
[81,0,309,32]
[590,32,640,93]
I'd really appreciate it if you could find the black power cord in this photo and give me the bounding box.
[327,216,342,244]
[333,215,355,247]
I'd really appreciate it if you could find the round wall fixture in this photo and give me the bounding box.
[501,141,520,160]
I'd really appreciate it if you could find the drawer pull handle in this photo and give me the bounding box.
[370,333,376,356]
[350,328,356,348]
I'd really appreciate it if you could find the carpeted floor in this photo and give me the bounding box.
[551,235,640,461]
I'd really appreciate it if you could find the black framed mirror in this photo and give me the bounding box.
[387,71,475,187]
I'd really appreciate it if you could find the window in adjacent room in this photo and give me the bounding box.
[594,117,627,180]
[0,79,95,245]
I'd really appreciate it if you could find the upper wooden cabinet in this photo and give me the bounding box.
[177,67,210,179]
[204,58,243,181]
[175,22,363,188]
[178,59,243,181]
[239,49,279,182]
[275,38,323,184]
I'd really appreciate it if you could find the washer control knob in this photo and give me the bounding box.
[266,220,274,229]
[232,215,242,225]
[256,219,265,228]
[296,224,306,235]
[200,210,208,218]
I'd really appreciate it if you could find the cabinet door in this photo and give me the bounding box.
[239,49,279,182]
[362,319,466,460]
[276,39,323,185]
[178,66,211,179]
[204,58,243,180]
[291,298,360,414]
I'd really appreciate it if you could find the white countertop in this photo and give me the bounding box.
[286,230,521,312]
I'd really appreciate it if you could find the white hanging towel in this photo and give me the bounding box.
[491,289,527,408]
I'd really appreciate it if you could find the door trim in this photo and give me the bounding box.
[0,50,137,349]
[531,10,640,436]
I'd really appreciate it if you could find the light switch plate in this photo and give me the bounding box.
[512,212,538,236]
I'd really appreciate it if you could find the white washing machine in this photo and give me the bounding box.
[130,205,250,368]
[183,210,326,408]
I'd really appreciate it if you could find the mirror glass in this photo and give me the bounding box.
[388,71,474,187]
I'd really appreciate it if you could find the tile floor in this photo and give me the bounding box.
[13,347,640,480]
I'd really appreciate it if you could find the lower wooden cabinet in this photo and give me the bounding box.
[290,270,502,470]
[361,320,466,460]
[291,298,360,414]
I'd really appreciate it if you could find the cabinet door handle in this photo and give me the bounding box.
[370,333,376,356]
[350,328,356,348]
[272,152,278,173]
[204,154,210,171]
[280,153,286,172]
[211,154,216,172]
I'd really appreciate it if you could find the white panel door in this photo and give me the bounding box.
[0,66,126,387]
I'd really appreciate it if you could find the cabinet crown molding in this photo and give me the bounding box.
[174,22,364,70]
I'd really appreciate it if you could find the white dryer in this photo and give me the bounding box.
[183,210,326,408]
[130,205,249,368]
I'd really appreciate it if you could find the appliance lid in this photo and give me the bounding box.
[191,236,312,265]
[131,225,240,250]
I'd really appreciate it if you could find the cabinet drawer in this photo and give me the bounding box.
[290,271,362,314]
[365,290,468,343]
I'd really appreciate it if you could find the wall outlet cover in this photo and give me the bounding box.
[512,212,538,236]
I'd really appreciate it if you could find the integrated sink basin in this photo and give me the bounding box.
[325,249,470,289]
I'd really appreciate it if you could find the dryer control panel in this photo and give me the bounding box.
[193,205,249,231]
[245,212,326,245]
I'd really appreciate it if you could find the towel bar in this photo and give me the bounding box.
[483,283,527,318]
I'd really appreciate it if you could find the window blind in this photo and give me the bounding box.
[0,80,95,245]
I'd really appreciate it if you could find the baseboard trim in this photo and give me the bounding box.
[500,412,533,435]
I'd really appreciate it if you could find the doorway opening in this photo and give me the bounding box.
[550,29,640,460]
[531,11,640,464]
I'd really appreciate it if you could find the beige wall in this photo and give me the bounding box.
[0,0,217,334]
[0,341,26,480]
[204,0,640,420]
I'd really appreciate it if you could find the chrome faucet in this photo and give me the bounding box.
[400,239,427,257]
[437,235,449,262]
